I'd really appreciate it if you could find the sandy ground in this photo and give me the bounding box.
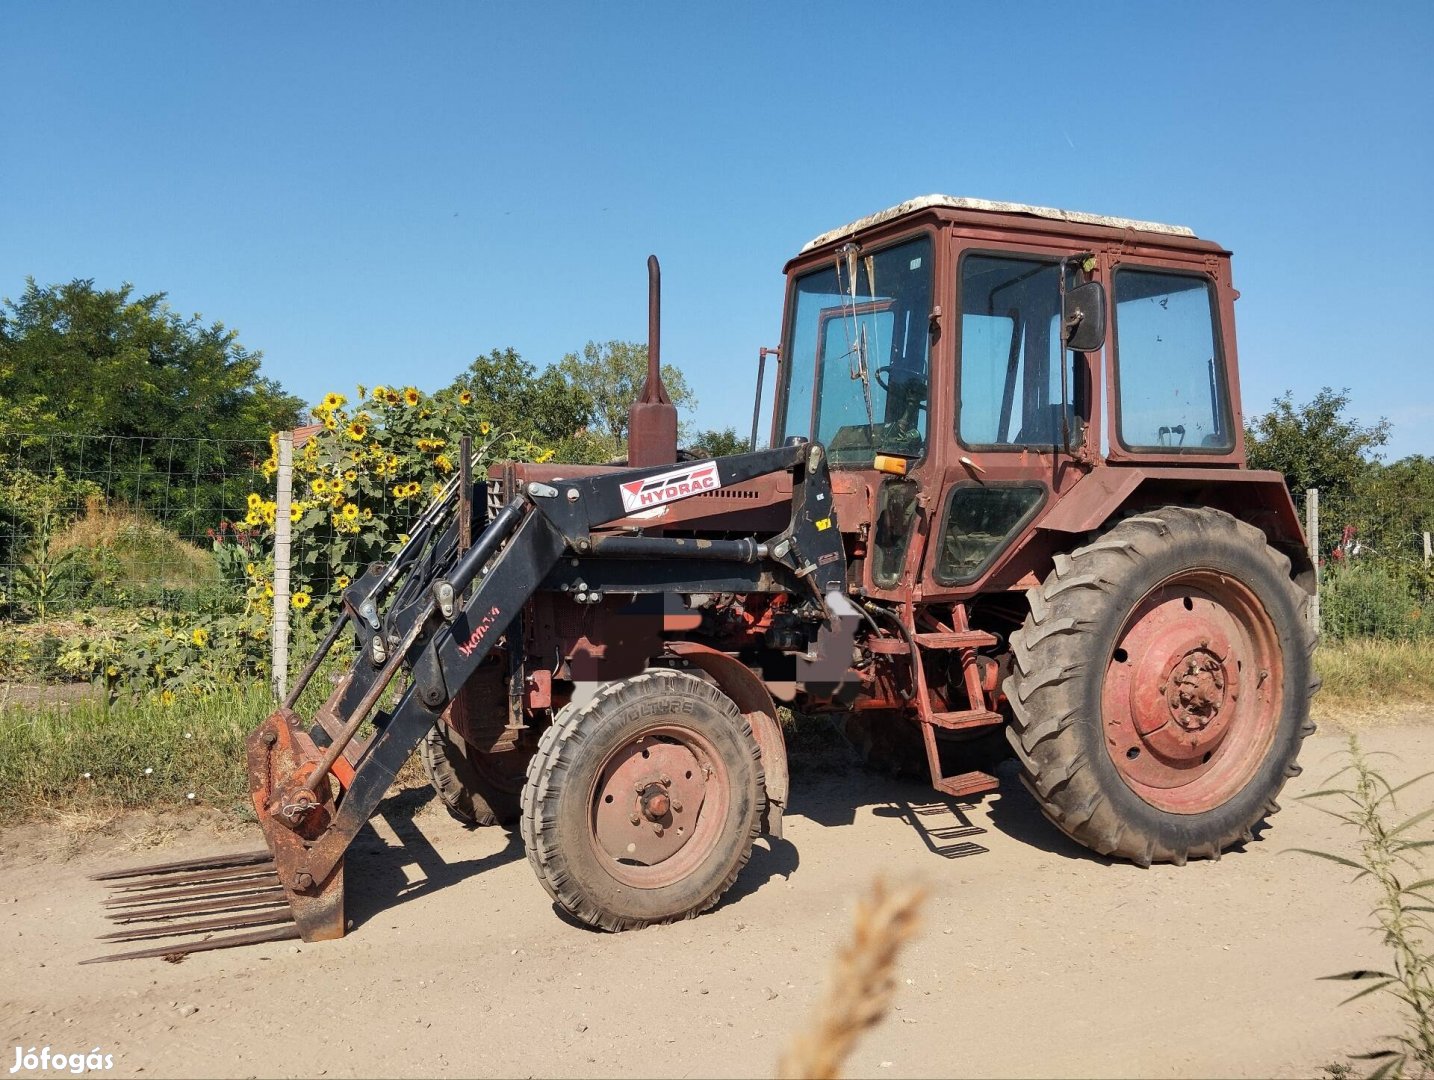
[3,713,1431,1080]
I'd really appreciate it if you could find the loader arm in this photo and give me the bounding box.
[87,440,854,961]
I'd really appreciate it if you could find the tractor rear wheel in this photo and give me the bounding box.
[1005,506,1318,866]
[421,720,526,827]
[521,669,765,931]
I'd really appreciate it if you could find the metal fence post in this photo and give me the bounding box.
[271,431,294,700]
[1305,488,1320,634]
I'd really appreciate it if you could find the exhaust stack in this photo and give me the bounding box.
[626,255,678,467]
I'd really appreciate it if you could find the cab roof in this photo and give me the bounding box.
[800,195,1198,253]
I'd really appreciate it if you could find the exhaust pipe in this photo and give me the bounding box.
[626,255,678,467]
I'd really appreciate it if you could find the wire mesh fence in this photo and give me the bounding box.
[0,434,269,612]
[0,433,282,707]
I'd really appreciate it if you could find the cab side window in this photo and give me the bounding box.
[1113,269,1232,451]
[957,255,1077,449]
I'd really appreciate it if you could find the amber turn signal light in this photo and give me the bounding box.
[873,454,908,476]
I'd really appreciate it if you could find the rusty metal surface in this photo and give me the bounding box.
[81,924,302,965]
[85,844,299,963]
[627,255,678,468]
[587,725,730,890]
[1101,573,1281,813]
[801,195,1198,253]
[91,849,273,881]
[245,711,346,942]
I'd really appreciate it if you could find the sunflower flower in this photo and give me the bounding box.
[403,387,420,406]
[192,627,209,648]
[291,592,311,610]
[458,390,473,405]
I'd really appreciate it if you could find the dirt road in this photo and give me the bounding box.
[3,716,1428,1079]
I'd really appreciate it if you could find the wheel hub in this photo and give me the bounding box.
[1167,647,1227,732]
[592,736,710,870]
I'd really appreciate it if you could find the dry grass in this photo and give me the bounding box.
[779,879,927,1080]
[54,504,217,591]
[1314,640,1434,729]
[0,678,434,826]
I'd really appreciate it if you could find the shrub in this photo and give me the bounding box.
[1323,563,1431,642]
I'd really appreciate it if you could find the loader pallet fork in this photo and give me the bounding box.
[86,439,857,963]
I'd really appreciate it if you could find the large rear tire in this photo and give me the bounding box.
[1005,506,1318,866]
[421,720,526,827]
[521,669,765,931]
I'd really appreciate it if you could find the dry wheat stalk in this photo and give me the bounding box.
[778,878,928,1080]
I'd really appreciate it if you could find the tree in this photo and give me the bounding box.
[1245,387,1390,554]
[447,347,593,445]
[686,427,748,458]
[1358,455,1434,569]
[556,341,694,443]
[0,278,303,533]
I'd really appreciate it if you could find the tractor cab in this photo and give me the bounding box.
[772,196,1249,599]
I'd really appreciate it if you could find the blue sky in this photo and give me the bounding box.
[3,2,1431,459]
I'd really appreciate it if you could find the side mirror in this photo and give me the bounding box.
[1063,281,1107,353]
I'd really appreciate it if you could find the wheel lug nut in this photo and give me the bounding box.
[653,824,664,837]
[660,775,672,787]
[629,813,641,826]
[671,799,683,813]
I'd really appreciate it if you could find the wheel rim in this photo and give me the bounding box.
[1101,570,1282,814]
[588,724,731,889]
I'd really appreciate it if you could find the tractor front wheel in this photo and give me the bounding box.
[520,670,765,931]
[1005,506,1318,866]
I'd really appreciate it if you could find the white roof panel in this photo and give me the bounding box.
[800,194,1197,252]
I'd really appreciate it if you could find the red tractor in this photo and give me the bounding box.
[91,196,1316,961]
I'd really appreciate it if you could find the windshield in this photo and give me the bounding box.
[777,235,933,465]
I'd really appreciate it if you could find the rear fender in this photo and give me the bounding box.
[1037,467,1314,584]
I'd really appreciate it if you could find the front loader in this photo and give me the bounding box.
[90,198,1318,961]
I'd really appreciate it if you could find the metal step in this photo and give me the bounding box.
[912,630,997,649]
[933,770,1000,799]
[924,709,1003,731]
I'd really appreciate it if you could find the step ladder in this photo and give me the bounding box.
[907,608,1002,800]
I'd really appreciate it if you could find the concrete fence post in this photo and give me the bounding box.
[271,431,294,700]
[1305,488,1320,635]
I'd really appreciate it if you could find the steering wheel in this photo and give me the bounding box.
[874,365,928,407]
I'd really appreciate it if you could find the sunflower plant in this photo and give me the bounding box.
[244,384,551,611]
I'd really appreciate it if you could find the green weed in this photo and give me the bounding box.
[1293,736,1434,1078]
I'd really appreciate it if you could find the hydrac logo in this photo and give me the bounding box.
[619,462,722,514]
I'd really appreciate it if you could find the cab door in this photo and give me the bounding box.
[920,240,1100,597]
